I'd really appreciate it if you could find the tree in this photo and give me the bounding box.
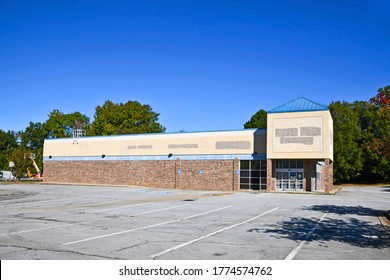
[329,101,363,183]
[8,147,34,179]
[19,122,46,151]
[0,130,17,170]
[244,109,267,129]
[18,122,47,173]
[369,85,390,107]
[361,86,390,181]
[89,100,166,136]
[43,110,90,138]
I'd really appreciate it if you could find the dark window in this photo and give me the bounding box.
[250,178,260,184]
[240,177,250,184]
[241,160,250,169]
[240,160,267,191]
[290,159,297,169]
[251,160,260,170]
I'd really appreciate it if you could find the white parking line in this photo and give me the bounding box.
[256,193,270,197]
[149,207,279,258]
[0,217,115,236]
[62,205,232,246]
[2,200,70,209]
[0,204,188,236]
[88,202,153,213]
[85,200,119,207]
[0,200,126,216]
[284,212,328,260]
[131,204,191,216]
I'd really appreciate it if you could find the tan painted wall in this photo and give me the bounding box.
[43,130,259,157]
[267,110,333,161]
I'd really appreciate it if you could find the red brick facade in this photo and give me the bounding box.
[44,159,239,191]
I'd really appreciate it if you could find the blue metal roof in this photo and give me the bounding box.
[268,97,329,113]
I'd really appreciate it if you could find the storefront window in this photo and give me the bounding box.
[240,160,267,190]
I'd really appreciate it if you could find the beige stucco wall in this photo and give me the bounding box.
[267,110,333,161]
[43,130,260,158]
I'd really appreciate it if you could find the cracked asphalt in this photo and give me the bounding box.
[0,183,389,260]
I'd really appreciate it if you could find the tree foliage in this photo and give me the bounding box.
[330,85,390,183]
[0,99,164,178]
[8,147,35,179]
[89,100,166,136]
[0,130,17,170]
[18,122,47,173]
[244,109,267,129]
[44,110,90,139]
[329,101,363,183]
[361,86,390,181]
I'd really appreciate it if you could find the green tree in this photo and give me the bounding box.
[18,122,47,173]
[9,147,34,179]
[89,100,166,136]
[44,110,90,138]
[361,86,390,181]
[19,122,46,151]
[244,109,267,129]
[0,130,17,170]
[329,101,363,183]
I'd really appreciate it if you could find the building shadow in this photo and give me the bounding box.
[248,204,390,249]
[305,205,386,217]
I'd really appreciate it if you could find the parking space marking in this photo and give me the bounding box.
[0,205,190,236]
[0,208,50,216]
[62,205,232,246]
[0,217,116,236]
[88,202,153,213]
[284,212,328,260]
[0,200,133,216]
[256,193,270,197]
[3,200,71,209]
[85,200,119,207]
[131,204,191,216]
[149,207,279,258]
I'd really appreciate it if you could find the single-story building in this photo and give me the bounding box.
[43,97,333,192]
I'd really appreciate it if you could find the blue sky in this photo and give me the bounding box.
[1,0,389,133]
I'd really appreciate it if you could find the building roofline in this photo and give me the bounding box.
[268,97,329,114]
[44,128,261,142]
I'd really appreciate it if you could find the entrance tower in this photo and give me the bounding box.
[266,97,333,192]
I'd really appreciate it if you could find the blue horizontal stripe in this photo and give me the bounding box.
[43,154,267,162]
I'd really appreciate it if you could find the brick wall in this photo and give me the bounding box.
[176,159,236,191]
[303,159,317,191]
[44,159,238,191]
[266,159,274,191]
[323,158,333,193]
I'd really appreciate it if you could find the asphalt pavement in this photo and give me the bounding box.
[0,183,389,260]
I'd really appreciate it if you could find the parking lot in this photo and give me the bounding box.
[0,183,389,260]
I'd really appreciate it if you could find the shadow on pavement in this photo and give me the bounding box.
[381,186,390,192]
[249,205,390,249]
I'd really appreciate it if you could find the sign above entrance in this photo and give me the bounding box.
[272,116,323,153]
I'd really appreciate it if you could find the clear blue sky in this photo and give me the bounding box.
[1,0,389,133]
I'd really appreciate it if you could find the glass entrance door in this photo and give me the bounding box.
[276,170,304,191]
